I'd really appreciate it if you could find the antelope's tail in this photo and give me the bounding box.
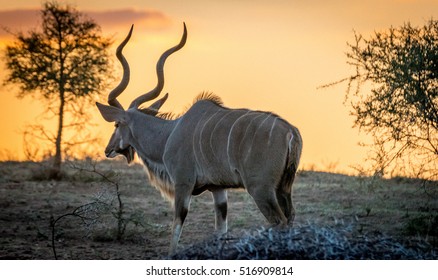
[288,126,303,175]
[279,126,303,193]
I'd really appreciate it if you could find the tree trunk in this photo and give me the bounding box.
[51,91,64,180]
[50,20,65,180]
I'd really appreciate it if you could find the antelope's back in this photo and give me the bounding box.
[164,100,300,187]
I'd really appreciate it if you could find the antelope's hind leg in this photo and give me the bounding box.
[247,185,287,226]
[276,170,297,225]
[276,187,295,225]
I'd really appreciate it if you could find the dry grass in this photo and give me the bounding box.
[0,160,436,259]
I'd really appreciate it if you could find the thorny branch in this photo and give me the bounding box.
[50,160,127,259]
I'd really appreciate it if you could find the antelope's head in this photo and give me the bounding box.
[96,23,187,163]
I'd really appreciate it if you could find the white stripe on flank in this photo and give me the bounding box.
[227,111,250,170]
[254,114,272,137]
[243,114,271,162]
[268,117,278,144]
[238,112,264,153]
[199,110,220,162]
[209,110,235,160]
[192,110,209,168]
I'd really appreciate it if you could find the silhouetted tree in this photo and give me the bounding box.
[3,1,113,179]
[330,19,437,179]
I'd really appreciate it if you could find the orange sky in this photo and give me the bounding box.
[0,0,437,173]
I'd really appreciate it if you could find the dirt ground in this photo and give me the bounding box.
[0,160,436,259]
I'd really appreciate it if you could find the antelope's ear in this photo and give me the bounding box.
[96,102,126,123]
[148,93,169,113]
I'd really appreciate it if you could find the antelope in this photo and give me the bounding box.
[96,23,303,254]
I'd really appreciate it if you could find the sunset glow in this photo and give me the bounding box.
[1,0,437,173]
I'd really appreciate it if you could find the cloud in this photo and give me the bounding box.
[88,9,171,29]
[0,8,170,37]
[0,9,40,36]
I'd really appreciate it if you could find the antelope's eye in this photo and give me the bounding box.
[115,123,119,128]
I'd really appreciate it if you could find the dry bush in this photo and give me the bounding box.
[170,224,437,260]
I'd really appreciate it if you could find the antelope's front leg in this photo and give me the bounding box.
[212,189,228,234]
[169,185,193,254]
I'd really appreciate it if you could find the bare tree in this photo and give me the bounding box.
[3,1,113,179]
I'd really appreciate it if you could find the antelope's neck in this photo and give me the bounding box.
[128,111,176,165]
